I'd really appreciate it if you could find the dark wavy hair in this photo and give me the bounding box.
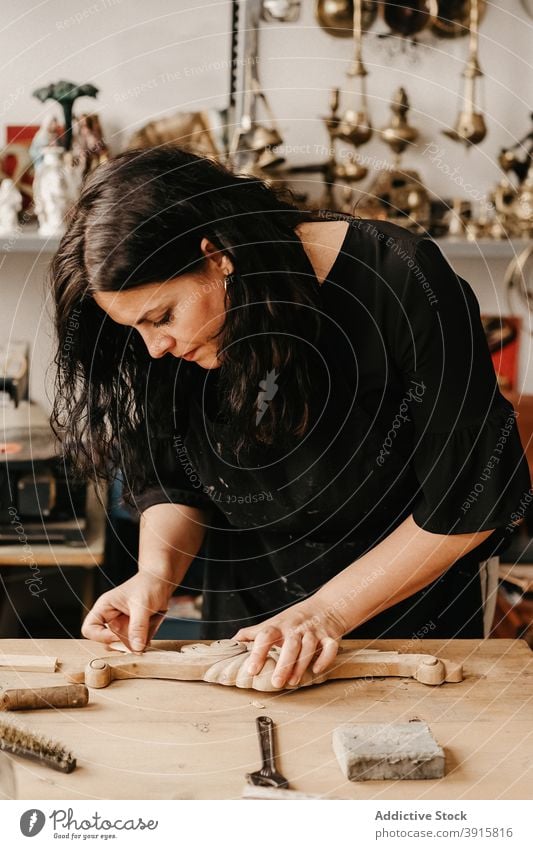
[49,146,328,503]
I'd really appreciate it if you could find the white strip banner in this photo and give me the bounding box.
[0,799,530,848]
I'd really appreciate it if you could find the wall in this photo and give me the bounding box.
[1,0,532,407]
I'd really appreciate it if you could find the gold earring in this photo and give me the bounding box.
[223,273,236,292]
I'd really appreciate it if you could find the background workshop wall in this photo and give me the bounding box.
[1,0,532,405]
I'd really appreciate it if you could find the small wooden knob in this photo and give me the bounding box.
[414,657,445,686]
[85,658,112,688]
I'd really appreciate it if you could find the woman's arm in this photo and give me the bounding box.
[233,515,494,688]
[82,503,208,651]
[137,502,209,585]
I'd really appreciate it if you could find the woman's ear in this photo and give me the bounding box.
[200,237,234,275]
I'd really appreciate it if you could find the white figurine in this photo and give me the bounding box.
[0,178,22,234]
[62,150,84,206]
[29,115,62,170]
[33,146,70,236]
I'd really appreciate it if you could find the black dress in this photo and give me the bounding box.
[133,214,531,640]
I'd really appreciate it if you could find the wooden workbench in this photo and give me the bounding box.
[1,638,532,800]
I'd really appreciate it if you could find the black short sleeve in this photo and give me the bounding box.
[127,429,213,514]
[391,236,531,534]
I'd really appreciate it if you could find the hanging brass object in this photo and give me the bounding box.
[313,0,373,206]
[315,0,377,37]
[358,87,430,232]
[248,123,282,152]
[442,0,487,146]
[431,0,486,38]
[231,80,286,173]
[382,0,438,38]
[335,0,373,148]
[380,87,418,165]
[261,0,301,23]
[510,163,533,238]
[227,3,286,174]
[485,113,533,238]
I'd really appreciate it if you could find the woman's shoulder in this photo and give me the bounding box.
[338,216,430,262]
[323,214,442,299]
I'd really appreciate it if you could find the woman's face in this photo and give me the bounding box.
[92,237,233,369]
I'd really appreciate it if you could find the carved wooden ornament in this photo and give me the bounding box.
[62,640,463,693]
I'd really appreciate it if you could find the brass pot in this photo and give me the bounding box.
[383,0,438,37]
[336,109,373,146]
[315,0,377,37]
[432,0,487,38]
[443,110,487,146]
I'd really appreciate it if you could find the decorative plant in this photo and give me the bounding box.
[32,80,99,151]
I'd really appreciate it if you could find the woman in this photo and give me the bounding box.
[50,146,531,689]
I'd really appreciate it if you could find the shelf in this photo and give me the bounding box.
[0,225,60,254]
[436,237,531,260]
[0,226,530,260]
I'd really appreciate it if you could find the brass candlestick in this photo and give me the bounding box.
[443,0,487,146]
[357,87,430,232]
[318,0,373,203]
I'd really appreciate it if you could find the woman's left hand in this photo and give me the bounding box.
[232,600,347,689]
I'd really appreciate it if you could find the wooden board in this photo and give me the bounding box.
[0,638,531,800]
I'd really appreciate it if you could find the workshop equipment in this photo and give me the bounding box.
[332,720,445,780]
[0,684,88,712]
[0,717,76,773]
[0,398,87,544]
[246,715,289,789]
[0,341,28,408]
[62,639,463,692]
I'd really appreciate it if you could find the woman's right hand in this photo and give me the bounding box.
[81,571,174,652]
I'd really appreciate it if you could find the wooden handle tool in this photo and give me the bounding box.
[0,684,89,711]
